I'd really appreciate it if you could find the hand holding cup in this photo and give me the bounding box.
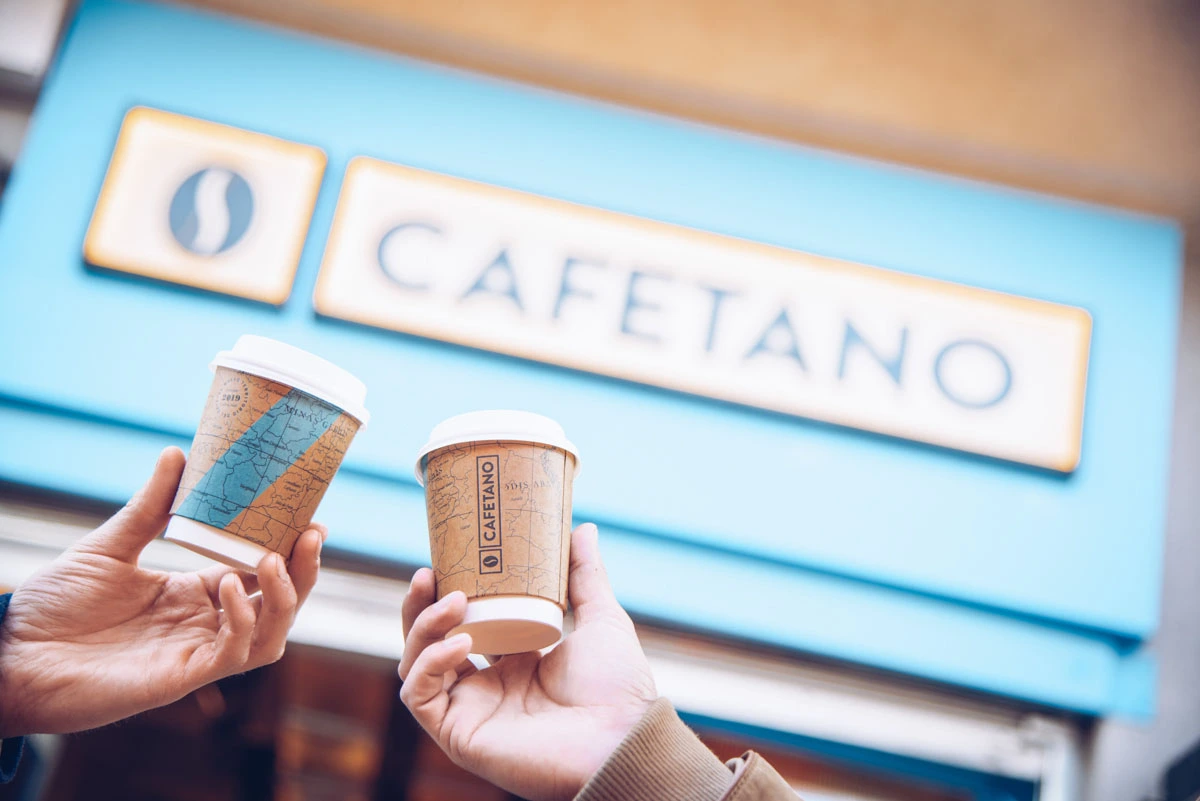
[0,447,324,738]
[398,523,658,801]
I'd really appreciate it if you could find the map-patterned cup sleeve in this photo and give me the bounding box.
[171,367,361,557]
[424,440,576,607]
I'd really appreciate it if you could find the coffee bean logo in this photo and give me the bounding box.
[169,167,254,256]
[479,548,503,574]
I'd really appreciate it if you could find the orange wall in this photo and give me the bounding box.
[184,0,1200,218]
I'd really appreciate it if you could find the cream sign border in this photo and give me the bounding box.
[314,158,1092,473]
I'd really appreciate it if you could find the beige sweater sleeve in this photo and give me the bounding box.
[575,698,797,801]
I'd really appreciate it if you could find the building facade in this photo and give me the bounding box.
[1,2,1198,799]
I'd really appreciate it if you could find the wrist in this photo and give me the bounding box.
[0,597,29,739]
[575,699,732,801]
[569,716,646,795]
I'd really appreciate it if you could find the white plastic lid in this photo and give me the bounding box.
[415,410,579,485]
[211,335,370,426]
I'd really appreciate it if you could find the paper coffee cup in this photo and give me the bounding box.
[415,411,580,655]
[166,336,369,572]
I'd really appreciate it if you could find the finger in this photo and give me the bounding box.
[399,633,473,735]
[198,564,259,604]
[402,567,437,640]
[308,521,329,543]
[211,573,255,674]
[454,658,479,681]
[78,447,186,563]
[398,590,467,681]
[567,523,625,627]
[440,656,479,694]
[287,528,323,608]
[249,552,298,667]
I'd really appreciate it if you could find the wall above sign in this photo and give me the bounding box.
[316,157,1092,472]
[83,107,326,305]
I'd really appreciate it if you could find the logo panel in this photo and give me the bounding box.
[84,107,325,305]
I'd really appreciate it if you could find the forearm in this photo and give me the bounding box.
[575,698,797,801]
[0,592,37,740]
[574,699,734,801]
[0,593,16,738]
[0,593,26,780]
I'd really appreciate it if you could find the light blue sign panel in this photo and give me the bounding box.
[0,0,1180,715]
[0,402,1157,718]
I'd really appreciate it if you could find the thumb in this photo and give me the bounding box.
[567,523,626,626]
[77,447,187,563]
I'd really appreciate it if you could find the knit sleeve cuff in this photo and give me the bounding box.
[575,698,734,801]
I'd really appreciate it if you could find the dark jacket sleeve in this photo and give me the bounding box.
[574,698,797,801]
[0,593,24,784]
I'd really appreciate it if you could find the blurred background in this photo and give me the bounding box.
[1,1,1199,800]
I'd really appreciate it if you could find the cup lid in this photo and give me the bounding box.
[211,335,370,426]
[414,410,580,485]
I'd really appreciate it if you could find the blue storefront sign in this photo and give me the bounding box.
[0,0,1181,731]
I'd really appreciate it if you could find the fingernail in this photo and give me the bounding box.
[447,633,471,649]
[275,553,288,579]
[430,591,462,614]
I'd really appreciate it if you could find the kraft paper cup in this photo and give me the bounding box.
[166,336,369,572]
[415,411,580,655]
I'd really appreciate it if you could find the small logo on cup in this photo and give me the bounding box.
[476,455,502,549]
[169,166,254,256]
[479,548,503,574]
[214,373,249,420]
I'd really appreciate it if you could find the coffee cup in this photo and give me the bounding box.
[415,411,580,655]
[166,335,368,571]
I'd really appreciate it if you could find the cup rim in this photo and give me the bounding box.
[414,410,580,485]
[211,335,370,427]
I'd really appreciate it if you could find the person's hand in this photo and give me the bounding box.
[0,446,324,738]
[398,523,657,801]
